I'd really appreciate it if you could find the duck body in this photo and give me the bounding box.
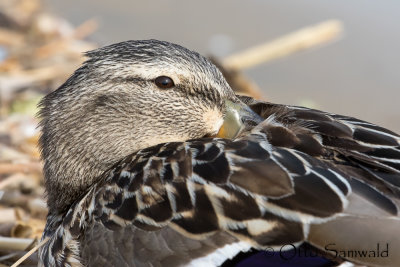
[38,40,400,267]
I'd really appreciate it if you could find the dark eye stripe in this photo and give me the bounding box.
[155,76,175,89]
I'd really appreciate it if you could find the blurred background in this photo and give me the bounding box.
[0,0,399,265]
[49,0,400,131]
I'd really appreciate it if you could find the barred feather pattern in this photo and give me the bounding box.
[39,98,400,267]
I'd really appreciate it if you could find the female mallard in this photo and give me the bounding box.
[38,40,400,267]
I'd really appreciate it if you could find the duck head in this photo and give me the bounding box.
[39,40,261,213]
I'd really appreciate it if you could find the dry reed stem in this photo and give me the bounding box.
[0,162,42,176]
[11,237,49,267]
[0,28,24,46]
[223,19,343,71]
[0,237,33,251]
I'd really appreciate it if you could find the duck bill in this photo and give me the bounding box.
[216,100,263,139]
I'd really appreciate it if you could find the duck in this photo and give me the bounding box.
[37,39,400,267]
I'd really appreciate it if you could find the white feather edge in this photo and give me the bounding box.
[185,241,252,267]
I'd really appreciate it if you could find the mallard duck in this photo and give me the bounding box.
[38,40,400,267]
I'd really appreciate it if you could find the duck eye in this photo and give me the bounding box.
[155,76,175,89]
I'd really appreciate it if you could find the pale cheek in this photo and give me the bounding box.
[203,108,224,135]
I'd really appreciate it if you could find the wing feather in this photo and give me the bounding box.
[40,96,400,266]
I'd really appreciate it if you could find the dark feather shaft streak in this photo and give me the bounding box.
[40,98,400,267]
[38,41,400,267]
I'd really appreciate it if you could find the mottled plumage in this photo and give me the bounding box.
[38,40,400,267]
